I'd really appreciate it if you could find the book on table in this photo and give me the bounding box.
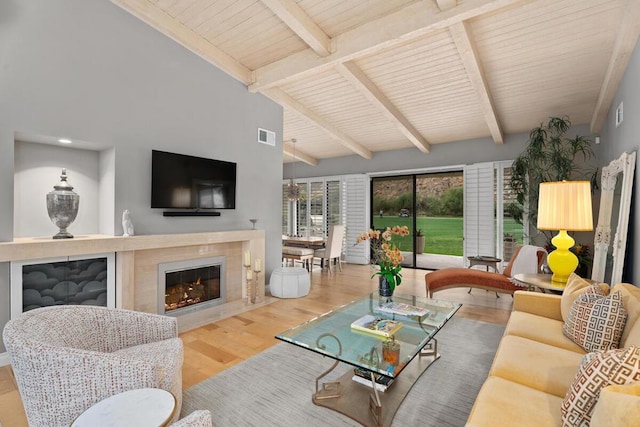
[373,301,430,319]
[350,314,402,338]
[352,368,394,392]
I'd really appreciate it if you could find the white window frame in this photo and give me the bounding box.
[282,174,369,263]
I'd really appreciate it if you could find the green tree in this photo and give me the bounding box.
[440,187,463,216]
[396,192,413,213]
[423,196,441,216]
[373,197,393,214]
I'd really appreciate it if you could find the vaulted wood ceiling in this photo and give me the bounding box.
[112,0,640,165]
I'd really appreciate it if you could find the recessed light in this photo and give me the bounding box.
[58,138,72,144]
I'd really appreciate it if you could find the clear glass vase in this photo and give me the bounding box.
[378,276,393,303]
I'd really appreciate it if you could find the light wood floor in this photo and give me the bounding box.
[0,263,513,426]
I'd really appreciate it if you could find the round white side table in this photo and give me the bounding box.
[71,388,176,427]
[513,273,567,293]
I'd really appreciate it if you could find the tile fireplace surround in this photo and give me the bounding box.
[0,230,267,334]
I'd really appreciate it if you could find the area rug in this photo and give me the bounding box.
[181,317,504,426]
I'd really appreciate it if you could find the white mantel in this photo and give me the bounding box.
[0,230,269,332]
[0,230,264,262]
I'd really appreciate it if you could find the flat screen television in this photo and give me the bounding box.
[151,150,236,210]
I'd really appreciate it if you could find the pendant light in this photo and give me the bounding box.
[286,138,301,201]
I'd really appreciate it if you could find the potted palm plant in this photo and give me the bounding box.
[509,116,597,244]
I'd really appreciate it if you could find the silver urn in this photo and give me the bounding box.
[46,168,79,239]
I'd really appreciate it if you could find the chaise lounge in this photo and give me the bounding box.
[425,245,546,298]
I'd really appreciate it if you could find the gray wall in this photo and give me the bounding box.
[0,0,283,349]
[286,124,603,251]
[284,125,599,179]
[601,40,640,284]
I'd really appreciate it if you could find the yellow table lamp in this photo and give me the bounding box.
[537,181,593,284]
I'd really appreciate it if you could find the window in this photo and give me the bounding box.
[284,179,335,238]
[281,183,290,235]
[463,161,525,265]
[326,180,341,233]
[309,182,324,237]
[282,175,369,264]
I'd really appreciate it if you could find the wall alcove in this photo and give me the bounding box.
[13,133,116,238]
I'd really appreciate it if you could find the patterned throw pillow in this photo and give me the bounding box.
[563,287,627,352]
[561,273,609,321]
[562,346,640,426]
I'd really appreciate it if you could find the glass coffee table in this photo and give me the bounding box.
[276,292,461,427]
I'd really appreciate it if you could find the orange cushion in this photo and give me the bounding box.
[426,268,519,293]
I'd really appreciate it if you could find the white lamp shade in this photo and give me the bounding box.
[537,181,593,231]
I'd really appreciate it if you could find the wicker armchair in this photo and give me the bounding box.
[3,305,183,427]
[172,410,213,427]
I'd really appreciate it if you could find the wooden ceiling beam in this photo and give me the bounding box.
[336,61,431,154]
[265,88,373,160]
[449,21,503,144]
[435,0,458,11]
[249,0,523,92]
[283,140,318,166]
[110,0,252,85]
[590,0,640,134]
[259,0,332,57]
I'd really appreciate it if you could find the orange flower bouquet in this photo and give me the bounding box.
[356,225,409,294]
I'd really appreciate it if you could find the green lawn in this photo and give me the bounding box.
[371,216,523,256]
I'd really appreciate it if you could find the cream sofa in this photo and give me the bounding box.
[466,281,640,426]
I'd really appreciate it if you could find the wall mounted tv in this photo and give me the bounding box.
[151,150,236,215]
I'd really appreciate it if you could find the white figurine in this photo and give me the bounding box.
[122,210,134,237]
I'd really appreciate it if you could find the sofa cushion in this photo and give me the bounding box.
[465,376,563,427]
[504,311,584,353]
[562,346,640,426]
[489,335,585,397]
[590,382,640,427]
[563,288,627,352]
[611,283,640,347]
[560,274,609,321]
[513,291,563,320]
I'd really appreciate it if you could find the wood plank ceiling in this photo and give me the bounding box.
[112,0,640,165]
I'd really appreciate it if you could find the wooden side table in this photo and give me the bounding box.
[467,256,502,272]
[71,388,177,426]
[512,273,567,293]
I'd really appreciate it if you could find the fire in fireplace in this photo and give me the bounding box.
[159,257,226,316]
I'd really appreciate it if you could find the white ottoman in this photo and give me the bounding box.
[269,267,311,298]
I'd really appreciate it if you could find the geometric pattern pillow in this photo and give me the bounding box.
[562,346,640,427]
[561,273,609,321]
[563,289,627,352]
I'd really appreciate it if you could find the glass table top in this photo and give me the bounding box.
[275,292,461,378]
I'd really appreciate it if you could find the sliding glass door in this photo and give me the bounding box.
[371,171,466,270]
[415,172,464,269]
[371,176,415,268]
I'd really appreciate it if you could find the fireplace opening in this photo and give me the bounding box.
[159,257,226,316]
[165,265,220,312]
